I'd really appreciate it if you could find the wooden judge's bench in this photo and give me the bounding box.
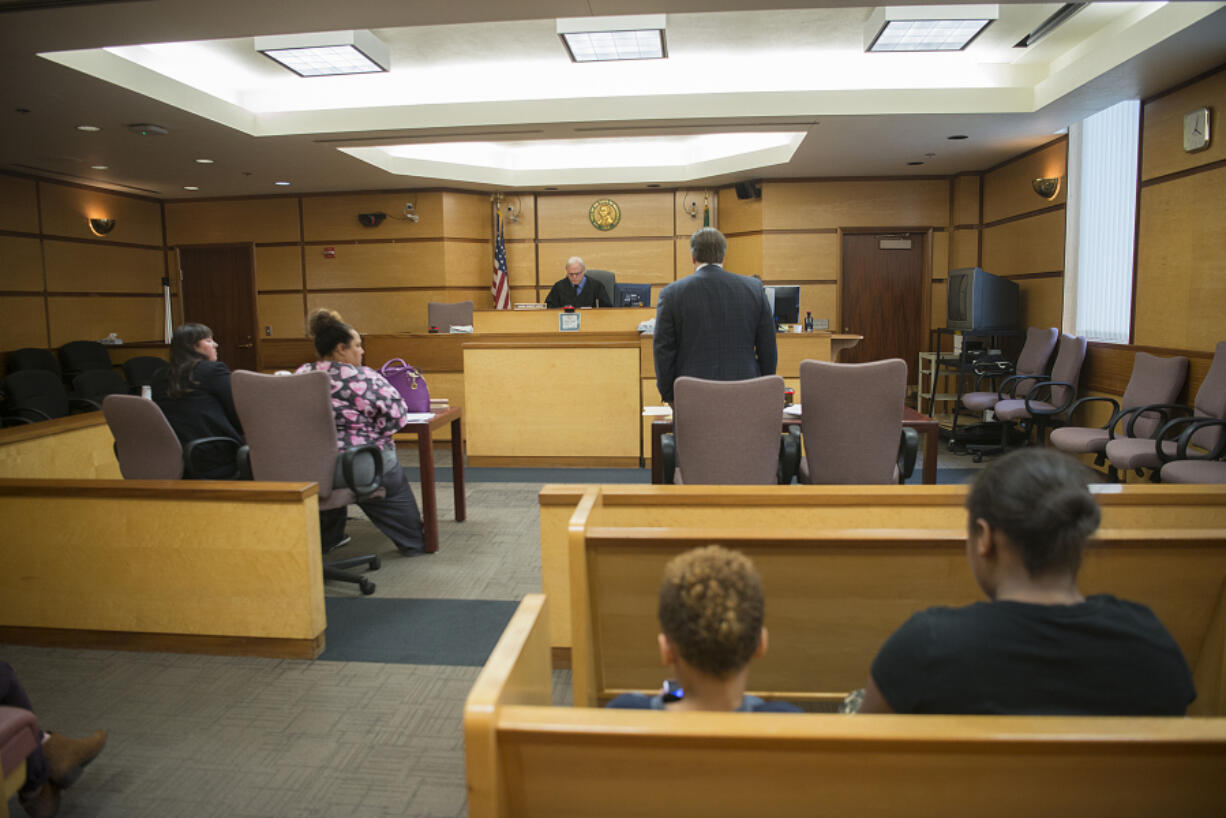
[261,308,860,469]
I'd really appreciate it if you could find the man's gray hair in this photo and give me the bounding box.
[690,228,726,265]
[565,256,586,271]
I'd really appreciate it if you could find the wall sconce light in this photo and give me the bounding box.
[357,212,387,227]
[88,217,116,235]
[1032,177,1060,200]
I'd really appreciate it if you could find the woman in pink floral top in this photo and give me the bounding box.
[298,309,425,555]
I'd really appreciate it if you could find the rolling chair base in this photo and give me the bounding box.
[323,535,380,596]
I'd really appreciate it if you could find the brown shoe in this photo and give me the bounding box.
[43,730,107,788]
[19,780,61,818]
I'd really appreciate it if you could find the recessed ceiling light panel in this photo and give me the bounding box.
[557,15,667,62]
[255,30,390,77]
[866,5,997,52]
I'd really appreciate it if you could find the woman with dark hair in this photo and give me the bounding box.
[153,322,243,479]
[296,308,425,555]
[859,448,1195,716]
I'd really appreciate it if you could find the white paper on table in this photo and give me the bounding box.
[402,413,436,423]
[784,404,802,416]
[642,406,673,417]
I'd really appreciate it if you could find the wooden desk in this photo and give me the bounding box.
[394,406,466,553]
[649,406,938,484]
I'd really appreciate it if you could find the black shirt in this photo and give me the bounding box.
[545,276,611,308]
[153,360,244,479]
[871,594,1195,715]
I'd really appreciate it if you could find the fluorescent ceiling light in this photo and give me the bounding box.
[557,15,667,62]
[866,5,998,52]
[255,30,389,77]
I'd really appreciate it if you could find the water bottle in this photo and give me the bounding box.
[140,384,153,400]
[804,312,814,332]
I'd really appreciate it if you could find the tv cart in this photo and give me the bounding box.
[926,327,1024,427]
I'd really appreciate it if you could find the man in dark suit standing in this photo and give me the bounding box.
[653,227,777,404]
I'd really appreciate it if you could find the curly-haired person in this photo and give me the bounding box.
[607,545,801,712]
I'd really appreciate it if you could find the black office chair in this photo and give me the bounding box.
[1,369,99,425]
[5,347,62,378]
[72,369,129,405]
[122,356,170,394]
[585,269,617,307]
[58,340,114,390]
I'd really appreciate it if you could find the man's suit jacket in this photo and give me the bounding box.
[652,264,778,403]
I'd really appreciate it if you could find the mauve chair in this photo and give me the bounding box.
[1158,419,1226,484]
[102,393,242,480]
[232,370,385,595]
[661,374,795,485]
[1050,351,1188,476]
[972,333,1088,460]
[798,358,917,484]
[952,326,1058,437]
[1105,341,1226,480]
[427,300,474,332]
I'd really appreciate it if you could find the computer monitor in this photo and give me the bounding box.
[615,283,651,307]
[766,286,800,326]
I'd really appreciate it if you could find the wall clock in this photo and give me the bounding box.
[1183,107,1211,153]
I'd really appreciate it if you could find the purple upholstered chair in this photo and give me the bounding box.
[1050,351,1188,476]
[1105,341,1226,480]
[1158,419,1226,484]
[662,374,793,485]
[232,370,385,595]
[103,393,243,480]
[952,326,1058,436]
[427,300,475,332]
[798,358,916,484]
[973,334,1088,460]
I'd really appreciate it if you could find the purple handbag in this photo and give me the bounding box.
[379,358,430,413]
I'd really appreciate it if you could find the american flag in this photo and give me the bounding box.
[491,210,510,310]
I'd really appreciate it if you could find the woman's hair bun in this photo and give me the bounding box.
[307,308,344,336]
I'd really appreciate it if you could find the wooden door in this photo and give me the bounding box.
[177,245,259,372]
[841,232,925,380]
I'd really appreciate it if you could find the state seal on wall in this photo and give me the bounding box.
[588,198,621,231]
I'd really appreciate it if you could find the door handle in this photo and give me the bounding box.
[237,343,254,349]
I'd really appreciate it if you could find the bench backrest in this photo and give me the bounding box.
[466,596,1226,818]
[565,487,1226,715]
[540,483,1226,650]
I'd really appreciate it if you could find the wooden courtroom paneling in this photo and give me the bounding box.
[1134,165,1226,353]
[443,191,495,240]
[257,293,306,339]
[254,245,304,291]
[761,232,838,282]
[38,182,163,246]
[801,284,837,328]
[444,240,495,292]
[717,185,762,235]
[306,290,482,335]
[43,241,164,293]
[0,235,44,290]
[165,198,300,245]
[931,281,948,332]
[950,227,979,269]
[46,296,164,346]
[1141,66,1226,182]
[1017,276,1064,331]
[980,209,1065,277]
[722,234,760,278]
[763,180,949,230]
[539,239,675,285]
[301,191,445,242]
[536,192,674,240]
[951,174,981,226]
[982,139,1068,224]
[304,241,447,289]
[504,241,537,291]
[0,174,38,233]
[931,230,949,282]
[0,295,48,350]
[0,414,119,479]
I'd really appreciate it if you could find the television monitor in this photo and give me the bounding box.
[766,286,801,326]
[615,283,651,308]
[946,267,1019,331]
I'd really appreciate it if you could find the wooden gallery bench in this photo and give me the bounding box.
[0,479,327,658]
[552,485,1226,715]
[465,595,1226,818]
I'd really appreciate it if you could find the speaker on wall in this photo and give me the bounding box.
[734,181,761,200]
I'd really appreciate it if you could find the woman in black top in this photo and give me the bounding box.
[153,323,243,479]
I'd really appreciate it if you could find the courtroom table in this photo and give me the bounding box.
[393,406,466,553]
[650,406,939,484]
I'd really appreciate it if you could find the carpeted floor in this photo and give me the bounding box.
[319,598,519,666]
